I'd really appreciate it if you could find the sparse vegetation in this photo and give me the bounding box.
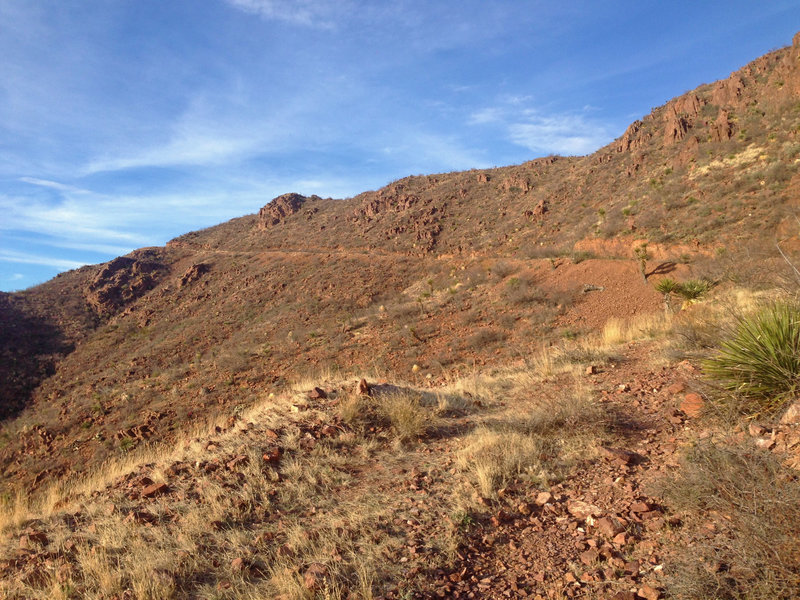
[634,242,650,282]
[658,441,800,600]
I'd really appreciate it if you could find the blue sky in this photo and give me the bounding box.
[1,1,797,291]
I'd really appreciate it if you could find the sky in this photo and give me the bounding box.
[1,1,798,291]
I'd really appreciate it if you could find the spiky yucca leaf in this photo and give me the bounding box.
[675,279,710,300]
[655,277,679,294]
[704,302,800,414]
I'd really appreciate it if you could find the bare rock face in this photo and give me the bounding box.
[85,250,166,316]
[258,193,320,228]
[710,108,734,142]
[350,179,444,254]
[711,73,746,107]
[616,120,652,153]
[179,263,209,288]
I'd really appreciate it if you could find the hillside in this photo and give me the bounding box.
[1,33,800,600]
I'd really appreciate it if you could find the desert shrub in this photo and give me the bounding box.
[490,261,517,279]
[655,278,680,295]
[340,390,431,444]
[465,328,507,349]
[458,384,605,497]
[458,429,546,497]
[380,392,430,443]
[657,441,800,599]
[675,279,711,300]
[704,301,800,415]
[503,278,546,305]
[570,250,594,264]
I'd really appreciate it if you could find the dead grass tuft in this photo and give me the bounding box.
[655,440,800,599]
[458,379,605,498]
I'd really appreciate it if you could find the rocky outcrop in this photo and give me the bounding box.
[258,193,320,228]
[710,108,734,142]
[85,250,166,316]
[349,181,444,253]
[616,120,652,153]
[179,263,209,288]
[711,73,746,107]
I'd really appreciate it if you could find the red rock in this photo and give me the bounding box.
[585,365,597,375]
[126,510,157,524]
[142,482,169,498]
[518,502,533,516]
[612,593,637,600]
[639,510,662,521]
[580,548,600,565]
[230,557,245,572]
[262,447,281,463]
[755,437,775,449]
[680,393,704,418]
[226,455,248,470]
[491,510,511,527]
[630,501,651,513]
[535,491,553,506]
[258,193,311,228]
[613,532,627,545]
[304,563,327,590]
[625,560,641,577]
[567,500,602,520]
[596,517,625,537]
[358,378,371,396]
[780,401,800,424]
[748,422,767,437]
[637,585,661,600]
[600,447,639,464]
[666,382,685,395]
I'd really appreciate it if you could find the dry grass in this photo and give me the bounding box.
[458,378,606,498]
[0,388,417,599]
[655,440,800,599]
[601,311,672,346]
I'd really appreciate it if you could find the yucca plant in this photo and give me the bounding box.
[675,279,710,301]
[655,277,680,295]
[704,302,800,415]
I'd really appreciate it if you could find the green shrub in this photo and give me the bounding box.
[675,279,710,300]
[655,277,679,294]
[704,302,800,414]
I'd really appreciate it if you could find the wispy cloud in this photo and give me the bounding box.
[468,100,611,157]
[508,113,610,156]
[19,177,91,194]
[0,250,86,270]
[224,0,349,28]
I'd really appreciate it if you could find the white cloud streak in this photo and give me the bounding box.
[508,114,610,156]
[224,0,349,28]
[469,100,611,157]
[0,250,86,270]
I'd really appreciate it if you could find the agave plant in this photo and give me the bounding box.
[704,301,800,414]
